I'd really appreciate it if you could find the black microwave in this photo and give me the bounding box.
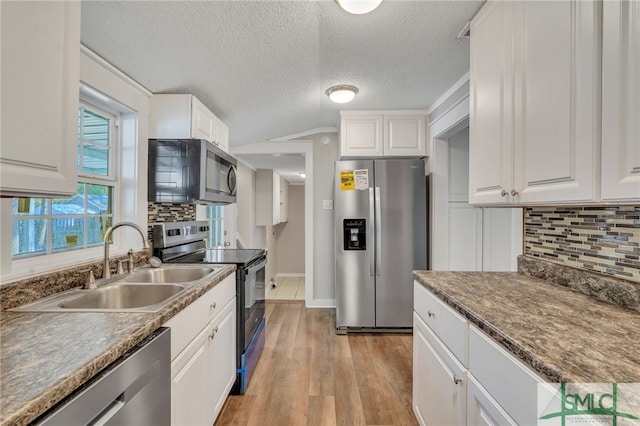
[148,139,237,204]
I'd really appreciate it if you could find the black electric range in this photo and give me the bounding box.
[152,221,266,394]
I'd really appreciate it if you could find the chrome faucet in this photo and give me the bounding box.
[103,222,148,279]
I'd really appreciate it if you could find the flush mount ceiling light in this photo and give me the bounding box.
[337,0,382,14]
[299,171,306,178]
[326,85,359,104]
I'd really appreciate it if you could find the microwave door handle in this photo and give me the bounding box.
[228,164,237,196]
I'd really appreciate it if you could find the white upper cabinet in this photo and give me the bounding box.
[340,114,384,157]
[191,95,216,142]
[256,169,286,226]
[469,0,600,205]
[279,176,289,223]
[214,115,229,153]
[0,1,81,197]
[469,1,514,205]
[512,1,599,204]
[601,0,640,202]
[384,114,427,156]
[150,94,229,152]
[340,112,426,158]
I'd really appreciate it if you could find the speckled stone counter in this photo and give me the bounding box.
[412,270,640,384]
[0,264,236,426]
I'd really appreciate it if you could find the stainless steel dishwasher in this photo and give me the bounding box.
[33,328,171,426]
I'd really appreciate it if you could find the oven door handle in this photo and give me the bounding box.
[246,257,267,275]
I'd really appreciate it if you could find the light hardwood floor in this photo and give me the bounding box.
[215,301,417,426]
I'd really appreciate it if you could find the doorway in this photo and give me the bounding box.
[268,183,306,300]
[232,141,314,305]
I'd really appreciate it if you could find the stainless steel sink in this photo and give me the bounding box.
[10,265,221,313]
[123,267,216,284]
[59,284,184,310]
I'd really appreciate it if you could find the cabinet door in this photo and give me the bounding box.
[512,0,599,203]
[191,96,215,142]
[467,374,516,426]
[214,115,229,152]
[384,115,425,156]
[340,114,384,157]
[413,312,466,426]
[0,1,80,197]
[210,299,236,416]
[601,0,640,201]
[272,171,281,225]
[280,176,289,223]
[171,299,236,426]
[469,1,514,204]
[171,324,212,426]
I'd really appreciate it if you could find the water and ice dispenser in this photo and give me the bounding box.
[343,219,366,250]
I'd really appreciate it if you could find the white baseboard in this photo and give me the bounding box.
[305,299,336,308]
[275,273,305,278]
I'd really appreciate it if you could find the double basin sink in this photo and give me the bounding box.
[12,265,221,313]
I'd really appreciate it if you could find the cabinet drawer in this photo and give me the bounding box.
[414,281,468,365]
[469,325,546,426]
[165,273,236,359]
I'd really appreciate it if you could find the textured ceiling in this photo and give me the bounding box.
[81,1,482,183]
[81,0,483,150]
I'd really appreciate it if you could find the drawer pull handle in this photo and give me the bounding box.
[427,310,435,317]
[209,326,219,340]
[210,302,217,309]
[501,189,508,197]
[453,375,463,385]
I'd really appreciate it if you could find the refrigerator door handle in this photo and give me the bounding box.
[369,187,376,277]
[374,186,381,276]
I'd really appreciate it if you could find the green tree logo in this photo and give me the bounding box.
[540,383,639,425]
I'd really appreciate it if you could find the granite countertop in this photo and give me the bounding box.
[413,270,640,384]
[0,264,236,426]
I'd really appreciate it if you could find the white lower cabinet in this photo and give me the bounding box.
[467,374,516,426]
[413,281,547,426]
[164,274,236,426]
[413,312,466,426]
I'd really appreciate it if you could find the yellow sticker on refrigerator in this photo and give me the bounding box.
[340,170,355,191]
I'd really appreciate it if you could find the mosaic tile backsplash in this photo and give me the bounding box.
[524,206,640,283]
[147,202,196,243]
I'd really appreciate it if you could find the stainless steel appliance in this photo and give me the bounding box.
[34,328,171,425]
[148,139,237,204]
[334,158,427,333]
[153,221,266,394]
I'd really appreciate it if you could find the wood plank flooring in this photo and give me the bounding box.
[215,301,417,426]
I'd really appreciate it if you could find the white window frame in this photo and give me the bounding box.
[8,96,122,264]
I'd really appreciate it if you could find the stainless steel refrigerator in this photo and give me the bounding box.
[334,158,427,332]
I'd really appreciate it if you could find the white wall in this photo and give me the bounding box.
[310,133,338,303]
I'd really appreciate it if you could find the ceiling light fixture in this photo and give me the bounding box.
[337,0,382,15]
[326,85,359,104]
[299,172,306,179]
